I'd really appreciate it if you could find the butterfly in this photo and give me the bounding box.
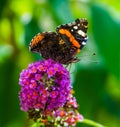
[29,18,88,64]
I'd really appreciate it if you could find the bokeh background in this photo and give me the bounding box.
[0,0,120,127]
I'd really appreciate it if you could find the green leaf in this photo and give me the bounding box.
[91,5,120,81]
[0,45,13,63]
[47,0,73,23]
[74,67,107,127]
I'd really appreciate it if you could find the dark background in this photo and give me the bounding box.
[0,0,120,127]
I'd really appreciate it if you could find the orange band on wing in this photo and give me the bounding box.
[58,29,80,48]
[31,34,44,46]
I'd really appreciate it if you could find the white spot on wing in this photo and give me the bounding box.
[84,36,88,40]
[77,30,86,37]
[73,26,78,29]
[82,41,86,45]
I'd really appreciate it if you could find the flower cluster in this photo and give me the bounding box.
[19,59,83,126]
[19,59,71,112]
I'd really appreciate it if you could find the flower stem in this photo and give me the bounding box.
[82,118,107,127]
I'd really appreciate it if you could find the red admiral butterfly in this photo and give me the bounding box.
[29,18,88,64]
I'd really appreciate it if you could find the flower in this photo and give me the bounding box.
[19,59,71,112]
[54,92,84,126]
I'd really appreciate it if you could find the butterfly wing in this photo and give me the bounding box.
[56,18,88,50]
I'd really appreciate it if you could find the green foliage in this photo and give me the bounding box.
[0,0,120,127]
[91,4,120,80]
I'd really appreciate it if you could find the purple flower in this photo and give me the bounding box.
[19,59,71,112]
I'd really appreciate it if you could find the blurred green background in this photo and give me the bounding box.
[0,0,120,127]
